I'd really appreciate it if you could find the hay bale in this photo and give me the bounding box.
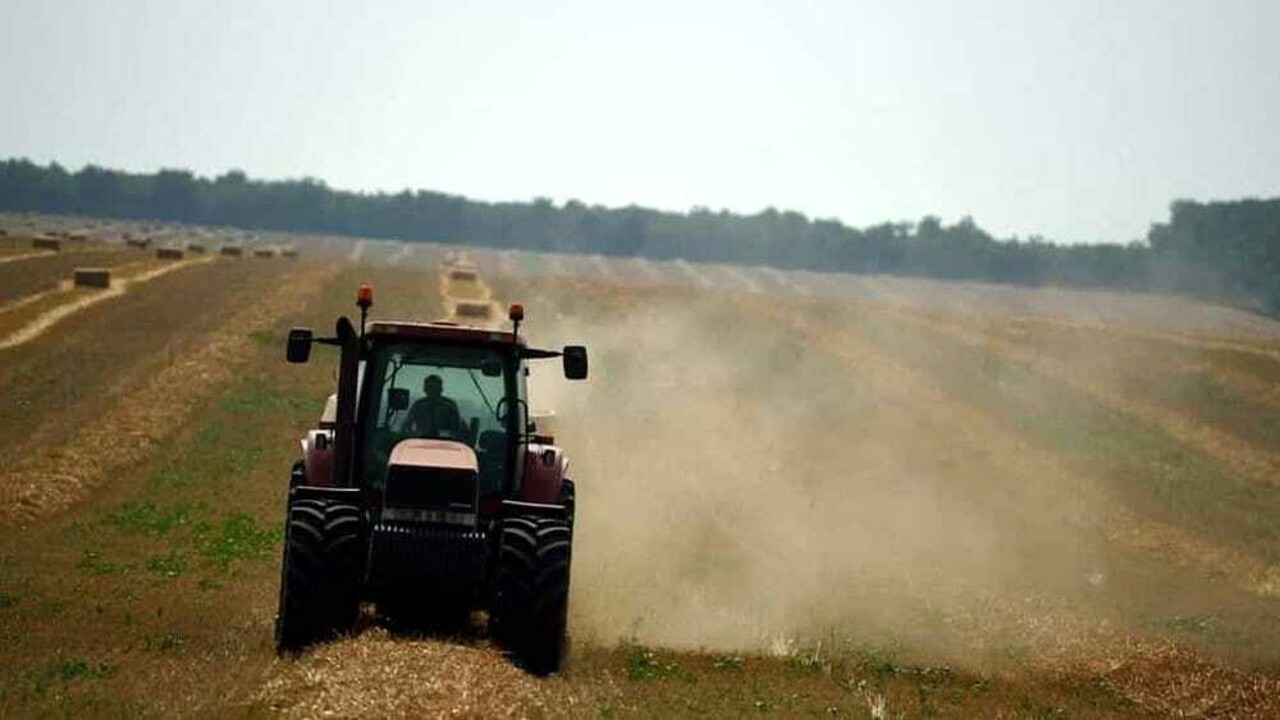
[156,247,185,260]
[220,245,243,257]
[453,300,493,318]
[254,248,276,259]
[186,243,206,254]
[125,237,151,250]
[281,247,299,259]
[32,236,62,251]
[73,267,111,288]
[449,268,478,282]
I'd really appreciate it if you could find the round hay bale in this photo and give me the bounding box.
[156,247,185,260]
[125,238,151,250]
[281,248,300,259]
[32,237,62,252]
[220,245,244,257]
[254,248,276,259]
[73,267,111,288]
[449,268,479,282]
[186,243,206,254]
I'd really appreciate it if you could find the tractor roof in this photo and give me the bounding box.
[367,320,522,346]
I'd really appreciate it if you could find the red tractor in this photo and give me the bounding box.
[275,285,588,674]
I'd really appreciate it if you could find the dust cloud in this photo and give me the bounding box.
[522,286,1120,664]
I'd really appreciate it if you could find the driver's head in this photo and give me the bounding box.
[423,374,444,399]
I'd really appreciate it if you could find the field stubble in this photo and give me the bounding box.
[2,248,1280,717]
[506,275,1280,716]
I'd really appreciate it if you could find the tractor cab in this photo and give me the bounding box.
[285,288,586,511]
[354,317,586,513]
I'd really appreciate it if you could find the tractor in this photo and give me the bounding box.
[275,284,588,674]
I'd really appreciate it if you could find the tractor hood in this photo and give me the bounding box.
[388,438,478,472]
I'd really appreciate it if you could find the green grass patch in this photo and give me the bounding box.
[196,513,277,568]
[848,640,907,679]
[32,658,116,694]
[713,654,744,671]
[151,467,200,489]
[144,551,186,579]
[219,376,317,417]
[247,329,277,346]
[623,639,680,681]
[105,500,190,536]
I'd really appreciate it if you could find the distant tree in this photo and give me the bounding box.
[3,157,1279,315]
[151,169,201,220]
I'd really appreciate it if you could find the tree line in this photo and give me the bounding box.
[1,158,1276,315]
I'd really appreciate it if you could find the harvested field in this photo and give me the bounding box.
[0,259,275,457]
[0,228,1278,718]
[0,257,216,350]
[0,246,133,304]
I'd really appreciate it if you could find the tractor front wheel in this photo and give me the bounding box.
[275,497,364,654]
[492,515,572,675]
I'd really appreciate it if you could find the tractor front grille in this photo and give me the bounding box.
[366,523,488,588]
[384,466,477,511]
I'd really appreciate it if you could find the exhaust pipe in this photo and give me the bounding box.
[332,316,360,487]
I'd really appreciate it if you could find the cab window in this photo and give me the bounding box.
[361,341,509,490]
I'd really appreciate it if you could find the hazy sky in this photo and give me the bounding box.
[2,1,1277,242]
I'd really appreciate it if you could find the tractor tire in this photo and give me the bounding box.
[275,497,364,654]
[492,514,572,675]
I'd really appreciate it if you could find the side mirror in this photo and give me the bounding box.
[286,327,313,363]
[563,345,588,380]
[387,387,410,411]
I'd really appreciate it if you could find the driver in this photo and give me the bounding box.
[406,374,467,439]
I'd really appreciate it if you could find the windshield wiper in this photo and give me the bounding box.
[466,368,498,420]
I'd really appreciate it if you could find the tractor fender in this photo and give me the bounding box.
[302,429,335,486]
[519,443,569,504]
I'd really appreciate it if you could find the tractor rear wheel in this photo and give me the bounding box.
[275,497,364,654]
[492,515,572,674]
